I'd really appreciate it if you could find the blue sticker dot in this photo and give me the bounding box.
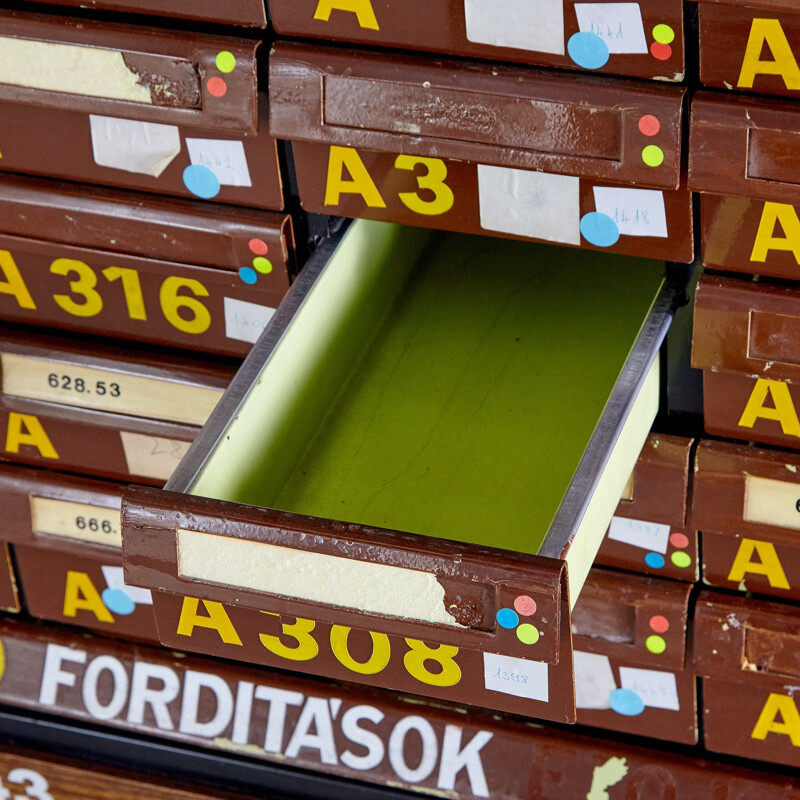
[580,212,620,248]
[182,165,220,199]
[610,688,645,717]
[102,588,135,616]
[239,267,258,285]
[567,32,610,70]
[645,552,665,569]
[496,608,519,629]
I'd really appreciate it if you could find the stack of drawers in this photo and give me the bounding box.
[1,2,800,799]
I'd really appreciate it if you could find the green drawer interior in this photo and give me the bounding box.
[191,221,665,557]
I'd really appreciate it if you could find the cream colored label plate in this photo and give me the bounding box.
[30,496,122,548]
[1,354,222,426]
[620,471,635,502]
[744,475,800,530]
[120,432,191,481]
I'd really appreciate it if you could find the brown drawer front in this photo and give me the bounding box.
[694,439,800,601]
[291,142,694,262]
[0,12,258,133]
[0,97,283,211]
[0,748,245,800]
[572,568,696,744]
[699,2,800,99]
[701,194,800,278]
[0,234,291,358]
[689,92,800,205]
[0,617,792,799]
[0,399,196,484]
[703,679,800,769]
[702,371,800,449]
[272,42,686,189]
[271,0,685,81]
[15,0,266,25]
[14,545,158,642]
[693,273,800,381]
[596,524,698,580]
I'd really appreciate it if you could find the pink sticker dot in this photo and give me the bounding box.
[670,532,689,549]
[514,595,537,616]
[638,115,660,137]
[249,238,269,256]
[207,77,227,98]
[649,615,670,634]
[650,42,672,61]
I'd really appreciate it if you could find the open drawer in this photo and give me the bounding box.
[0,12,282,209]
[14,0,267,26]
[699,0,800,100]
[270,0,686,81]
[270,42,693,263]
[121,219,675,722]
[0,174,294,357]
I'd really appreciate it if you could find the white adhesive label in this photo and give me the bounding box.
[119,432,191,481]
[1,353,222,426]
[619,667,679,711]
[464,0,564,54]
[186,139,252,187]
[483,653,549,702]
[574,651,617,710]
[593,188,668,238]
[89,115,180,177]
[744,474,800,530]
[574,3,648,54]
[477,166,580,245]
[101,565,152,605]
[30,497,122,548]
[607,516,670,554]
[224,297,276,344]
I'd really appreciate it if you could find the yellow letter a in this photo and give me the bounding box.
[738,379,800,439]
[727,538,790,589]
[0,251,36,310]
[738,19,800,90]
[324,146,386,208]
[314,0,379,30]
[5,413,59,459]
[176,597,242,646]
[752,693,800,746]
[751,202,800,264]
[63,571,114,622]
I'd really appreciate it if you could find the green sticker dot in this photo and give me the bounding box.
[642,145,664,168]
[253,256,273,274]
[671,551,692,568]
[652,24,675,45]
[216,51,236,73]
[517,624,540,645]
[646,634,666,654]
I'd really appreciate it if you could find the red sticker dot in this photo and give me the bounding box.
[207,77,227,97]
[650,42,672,61]
[638,115,660,137]
[249,238,268,256]
[670,532,689,549]
[649,615,670,634]
[514,595,537,616]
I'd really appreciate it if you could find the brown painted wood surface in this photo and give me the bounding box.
[270,0,685,81]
